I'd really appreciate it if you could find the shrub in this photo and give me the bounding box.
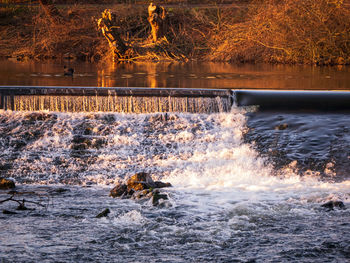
[210,0,350,64]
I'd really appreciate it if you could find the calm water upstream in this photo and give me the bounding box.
[0,60,349,262]
[1,60,350,90]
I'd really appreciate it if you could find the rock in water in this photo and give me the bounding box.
[0,177,15,190]
[110,184,128,198]
[3,210,17,215]
[16,203,28,211]
[127,172,156,192]
[126,172,172,192]
[109,172,172,206]
[131,189,153,200]
[152,190,169,206]
[321,200,345,210]
[154,181,172,188]
[96,208,110,218]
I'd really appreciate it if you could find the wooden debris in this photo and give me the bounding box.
[147,3,167,43]
[97,9,132,61]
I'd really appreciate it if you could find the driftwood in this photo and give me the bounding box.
[1,191,48,212]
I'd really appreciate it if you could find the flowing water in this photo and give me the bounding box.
[0,61,349,262]
[5,95,230,114]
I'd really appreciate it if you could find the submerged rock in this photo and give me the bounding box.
[109,172,172,206]
[3,209,17,215]
[70,143,89,151]
[321,200,345,210]
[131,189,169,206]
[16,203,28,211]
[0,177,16,190]
[151,190,169,206]
[72,135,92,144]
[96,208,110,218]
[275,123,289,130]
[53,188,69,194]
[24,112,53,122]
[10,139,27,150]
[131,189,153,200]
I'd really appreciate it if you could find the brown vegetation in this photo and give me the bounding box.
[95,3,214,62]
[0,3,108,61]
[96,3,209,62]
[210,0,350,64]
[1,0,350,64]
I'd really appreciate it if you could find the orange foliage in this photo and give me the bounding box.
[210,0,350,64]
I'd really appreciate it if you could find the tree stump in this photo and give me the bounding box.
[97,9,130,61]
[97,4,180,62]
[148,3,167,42]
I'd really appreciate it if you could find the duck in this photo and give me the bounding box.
[64,65,74,76]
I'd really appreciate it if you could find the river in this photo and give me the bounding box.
[1,60,350,90]
[0,60,349,262]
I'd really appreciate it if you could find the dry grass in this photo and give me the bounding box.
[96,5,214,62]
[0,5,33,58]
[210,0,350,64]
[0,3,213,62]
[0,4,108,61]
[1,1,350,64]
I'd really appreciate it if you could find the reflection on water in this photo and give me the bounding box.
[1,59,350,90]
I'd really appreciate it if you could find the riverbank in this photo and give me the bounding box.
[1,0,350,65]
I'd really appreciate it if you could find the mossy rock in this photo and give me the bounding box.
[152,190,169,206]
[110,184,128,198]
[126,172,172,192]
[110,172,172,205]
[96,208,110,218]
[0,177,15,190]
[126,172,156,192]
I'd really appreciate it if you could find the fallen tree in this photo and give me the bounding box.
[1,190,49,214]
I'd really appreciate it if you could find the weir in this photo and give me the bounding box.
[0,86,232,113]
[235,90,350,111]
[0,86,349,112]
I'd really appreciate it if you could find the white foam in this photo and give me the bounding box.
[113,210,148,226]
[1,110,349,210]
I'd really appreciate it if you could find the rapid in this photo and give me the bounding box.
[0,107,349,262]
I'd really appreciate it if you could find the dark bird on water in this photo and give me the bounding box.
[64,65,74,76]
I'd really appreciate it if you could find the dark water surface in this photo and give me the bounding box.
[0,61,350,262]
[245,112,350,181]
[1,60,350,90]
